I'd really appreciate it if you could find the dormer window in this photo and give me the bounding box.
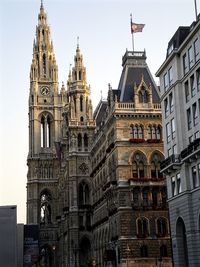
[139,87,148,103]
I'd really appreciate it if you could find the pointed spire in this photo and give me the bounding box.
[77,36,79,49]
[40,0,44,9]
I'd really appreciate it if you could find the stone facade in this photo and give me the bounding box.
[156,15,200,267]
[27,3,172,267]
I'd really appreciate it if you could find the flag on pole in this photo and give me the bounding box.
[131,22,145,33]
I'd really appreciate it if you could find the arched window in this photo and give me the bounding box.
[137,217,149,237]
[138,125,144,138]
[140,245,148,257]
[78,133,82,149]
[40,191,52,224]
[151,153,163,178]
[41,116,45,148]
[157,125,162,140]
[74,71,77,80]
[40,114,52,148]
[132,152,146,178]
[160,245,168,257]
[43,54,46,76]
[157,218,168,237]
[79,71,82,80]
[84,133,88,148]
[79,182,90,205]
[46,115,51,148]
[80,95,83,111]
[176,217,188,266]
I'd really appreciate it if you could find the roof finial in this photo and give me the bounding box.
[41,0,44,8]
[77,36,79,48]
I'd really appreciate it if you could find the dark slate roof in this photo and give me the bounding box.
[166,26,190,57]
[93,100,107,128]
[117,51,160,103]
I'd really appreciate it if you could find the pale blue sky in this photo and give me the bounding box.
[0,0,198,223]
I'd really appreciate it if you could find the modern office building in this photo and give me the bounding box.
[0,206,17,267]
[26,2,172,266]
[156,14,200,267]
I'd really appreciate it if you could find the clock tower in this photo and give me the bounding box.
[27,1,64,242]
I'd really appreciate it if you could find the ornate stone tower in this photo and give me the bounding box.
[56,44,96,267]
[27,1,63,253]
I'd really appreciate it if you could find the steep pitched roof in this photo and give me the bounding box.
[117,51,160,103]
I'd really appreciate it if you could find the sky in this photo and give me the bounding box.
[0,0,198,223]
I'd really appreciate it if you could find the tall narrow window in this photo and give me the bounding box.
[190,75,195,97]
[194,38,200,62]
[84,133,88,148]
[196,68,200,92]
[192,102,198,126]
[137,218,149,237]
[183,53,188,74]
[171,176,176,196]
[164,73,168,91]
[171,118,175,139]
[157,218,167,236]
[41,116,45,148]
[188,46,194,69]
[43,54,46,76]
[187,108,192,130]
[168,67,173,86]
[46,116,51,147]
[177,173,182,194]
[138,125,144,138]
[78,133,82,149]
[80,95,83,112]
[184,81,189,102]
[169,93,174,113]
[79,71,82,80]
[164,98,169,118]
[166,122,170,143]
[192,166,198,188]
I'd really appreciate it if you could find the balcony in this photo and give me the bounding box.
[160,154,181,173]
[180,138,200,161]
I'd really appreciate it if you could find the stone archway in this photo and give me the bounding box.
[176,217,188,266]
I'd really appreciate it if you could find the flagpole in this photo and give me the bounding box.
[194,0,198,21]
[130,13,134,52]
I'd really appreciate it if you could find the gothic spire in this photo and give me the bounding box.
[30,2,58,82]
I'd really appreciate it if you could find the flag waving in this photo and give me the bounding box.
[131,22,145,33]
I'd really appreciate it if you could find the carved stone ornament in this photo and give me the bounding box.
[79,162,89,174]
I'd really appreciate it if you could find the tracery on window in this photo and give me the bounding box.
[132,152,146,178]
[150,152,164,178]
[79,181,90,205]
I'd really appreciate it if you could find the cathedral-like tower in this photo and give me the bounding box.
[27,1,64,251]
[56,44,96,267]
